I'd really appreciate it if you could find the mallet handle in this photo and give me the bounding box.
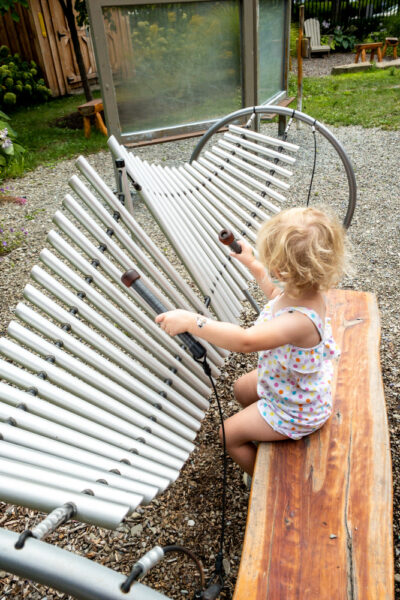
[121,269,206,360]
[218,229,242,254]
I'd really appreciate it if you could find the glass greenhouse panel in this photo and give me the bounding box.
[102,1,242,135]
[258,0,286,103]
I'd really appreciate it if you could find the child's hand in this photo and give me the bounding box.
[155,309,194,336]
[231,239,256,268]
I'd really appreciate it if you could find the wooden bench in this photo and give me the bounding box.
[382,37,399,60]
[233,289,394,599]
[354,42,383,63]
[77,98,108,138]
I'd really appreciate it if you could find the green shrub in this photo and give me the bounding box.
[0,45,51,109]
[384,13,400,37]
[0,110,25,174]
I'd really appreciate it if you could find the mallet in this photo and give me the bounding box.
[121,269,206,361]
[218,229,242,254]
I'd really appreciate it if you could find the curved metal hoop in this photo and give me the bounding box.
[190,106,357,228]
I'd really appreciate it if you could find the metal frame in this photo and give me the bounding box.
[190,106,357,228]
[86,0,290,144]
[0,528,171,600]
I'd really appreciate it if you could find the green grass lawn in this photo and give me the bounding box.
[4,90,108,178]
[2,65,400,181]
[289,66,400,130]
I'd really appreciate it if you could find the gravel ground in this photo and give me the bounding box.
[0,81,399,598]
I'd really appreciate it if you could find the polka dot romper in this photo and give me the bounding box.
[256,296,340,440]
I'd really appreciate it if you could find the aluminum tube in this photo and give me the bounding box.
[45,233,203,375]
[0,400,179,482]
[0,474,129,529]
[0,340,193,459]
[15,303,206,421]
[181,163,266,229]
[178,165,259,242]
[54,208,174,317]
[76,154,208,312]
[201,154,287,204]
[162,166,248,295]
[0,421,170,492]
[36,252,209,385]
[0,457,143,513]
[23,284,209,409]
[8,319,201,437]
[140,163,241,327]
[0,529,172,600]
[152,164,243,321]
[0,440,158,503]
[228,124,300,152]
[130,158,232,325]
[167,166,251,291]
[210,146,291,191]
[222,132,296,170]
[66,180,191,314]
[217,138,293,178]
[29,268,211,394]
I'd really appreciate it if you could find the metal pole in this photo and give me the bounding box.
[297,5,304,126]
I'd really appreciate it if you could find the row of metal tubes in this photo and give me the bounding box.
[0,529,170,599]
[49,213,222,371]
[180,161,262,240]
[22,283,209,411]
[130,158,238,325]
[15,302,206,421]
[223,131,296,167]
[217,137,293,178]
[0,473,129,529]
[210,145,291,191]
[27,267,211,399]
[0,455,143,514]
[53,209,173,319]
[196,155,283,214]
[64,185,222,372]
[8,316,202,435]
[0,420,170,492]
[0,438,158,502]
[161,163,250,291]
[228,124,300,155]
[0,345,192,464]
[185,156,277,224]
[202,153,287,205]
[0,387,180,480]
[37,248,215,385]
[68,176,196,317]
[149,161,245,317]
[78,152,208,317]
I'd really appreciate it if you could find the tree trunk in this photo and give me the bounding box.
[57,0,93,101]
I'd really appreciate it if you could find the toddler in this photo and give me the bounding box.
[156,207,351,476]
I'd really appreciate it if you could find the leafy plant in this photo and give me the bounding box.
[0,45,51,108]
[332,26,357,51]
[0,110,24,174]
[0,222,28,256]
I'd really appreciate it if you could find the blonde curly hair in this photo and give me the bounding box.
[256,207,352,296]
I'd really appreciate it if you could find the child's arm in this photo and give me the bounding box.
[156,309,312,354]
[231,239,281,300]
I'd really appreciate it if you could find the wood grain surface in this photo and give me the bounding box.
[233,289,393,600]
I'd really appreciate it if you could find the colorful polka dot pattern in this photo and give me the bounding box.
[255,299,340,440]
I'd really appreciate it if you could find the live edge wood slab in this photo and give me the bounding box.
[233,289,394,600]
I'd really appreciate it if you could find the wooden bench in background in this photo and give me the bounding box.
[355,42,383,63]
[77,98,108,139]
[233,289,394,600]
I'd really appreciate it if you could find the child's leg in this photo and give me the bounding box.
[219,402,288,475]
[234,368,259,408]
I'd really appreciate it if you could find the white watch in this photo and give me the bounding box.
[196,316,208,329]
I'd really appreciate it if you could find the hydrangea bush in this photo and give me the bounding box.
[0,110,24,171]
[0,44,51,108]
